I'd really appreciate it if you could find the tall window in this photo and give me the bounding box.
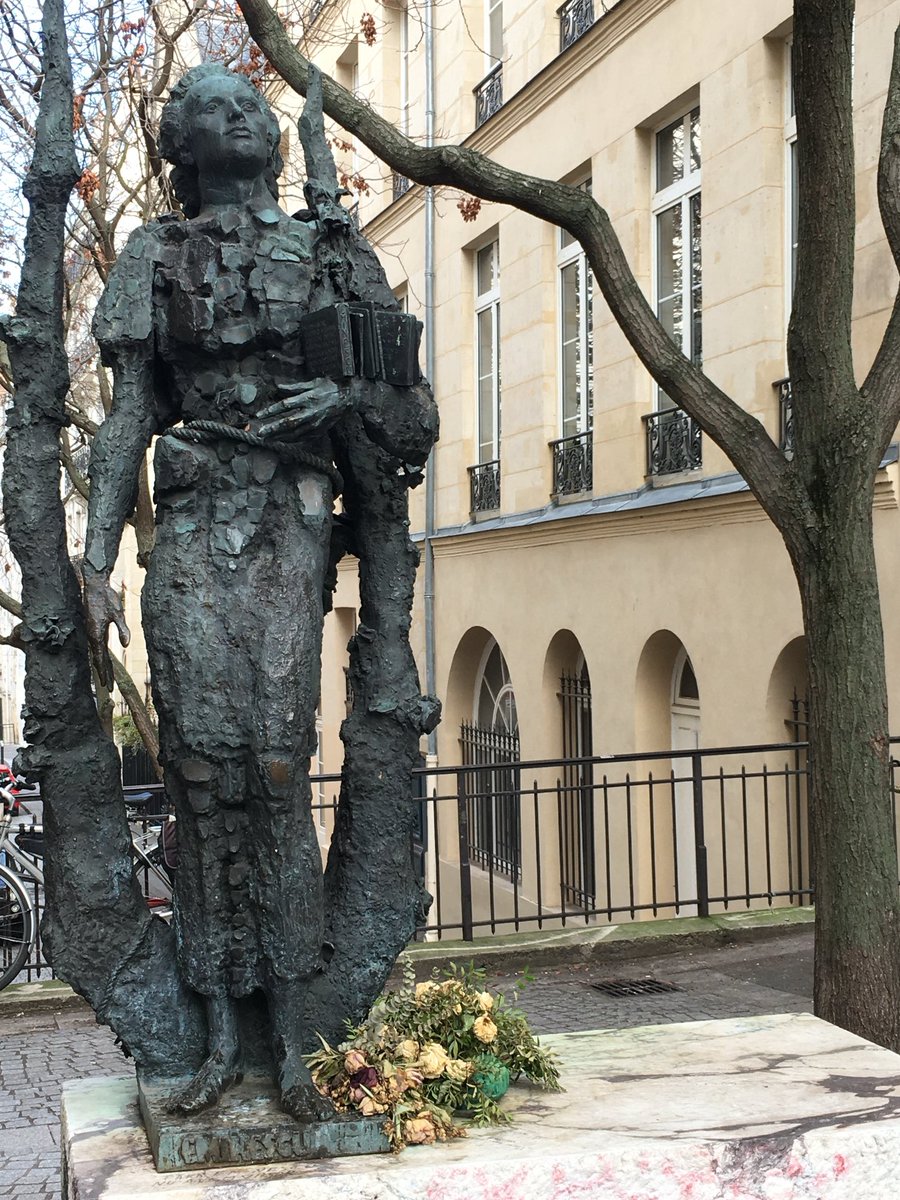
[486,0,503,66]
[475,240,501,463]
[558,180,593,439]
[461,640,521,878]
[653,107,701,409]
[785,42,798,313]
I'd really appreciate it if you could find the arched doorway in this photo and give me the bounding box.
[461,639,521,878]
[671,648,700,915]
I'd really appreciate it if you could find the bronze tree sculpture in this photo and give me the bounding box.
[4,1,439,1122]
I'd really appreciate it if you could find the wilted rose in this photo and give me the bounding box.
[476,990,494,1012]
[473,1015,498,1044]
[404,1114,437,1144]
[359,1095,387,1116]
[419,1042,450,1078]
[395,1038,420,1061]
[395,1067,423,1092]
[445,1059,471,1083]
[349,1065,380,1091]
[344,1049,368,1073]
[415,982,436,1004]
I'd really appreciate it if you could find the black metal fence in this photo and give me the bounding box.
[12,738,900,980]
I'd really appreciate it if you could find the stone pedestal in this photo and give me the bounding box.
[62,1013,900,1198]
[137,1073,389,1170]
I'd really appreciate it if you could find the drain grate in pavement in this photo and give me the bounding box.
[591,977,682,998]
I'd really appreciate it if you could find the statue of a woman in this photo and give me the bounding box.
[83,64,437,1119]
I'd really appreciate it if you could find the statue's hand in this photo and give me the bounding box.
[83,571,130,691]
[257,379,357,442]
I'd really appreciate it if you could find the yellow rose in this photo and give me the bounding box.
[415,982,436,1004]
[395,1038,420,1061]
[359,1095,387,1116]
[445,1059,471,1083]
[343,1049,367,1073]
[476,990,494,1012]
[404,1115,437,1145]
[419,1042,450,1078]
[473,1014,498,1044]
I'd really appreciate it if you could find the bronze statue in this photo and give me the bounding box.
[83,63,437,1120]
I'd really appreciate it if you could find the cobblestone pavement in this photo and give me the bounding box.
[0,927,813,1198]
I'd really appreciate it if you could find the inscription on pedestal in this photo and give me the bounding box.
[137,1072,390,1172]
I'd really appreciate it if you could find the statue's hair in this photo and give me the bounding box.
[158,64,284,218]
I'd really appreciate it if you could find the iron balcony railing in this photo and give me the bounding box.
[474,65,503,128]
[558,0,594,52]
[469,459,501,513]
[774,377,794,458]
[643,408,702,476]
[392,172,411,202]
[550,429,593,496]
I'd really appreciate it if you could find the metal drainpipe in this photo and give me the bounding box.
[423,0,437,761]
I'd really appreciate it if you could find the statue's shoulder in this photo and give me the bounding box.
[92,219,178,356]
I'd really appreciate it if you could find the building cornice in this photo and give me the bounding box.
[424,465,899,560]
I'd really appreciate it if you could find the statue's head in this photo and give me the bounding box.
[159,65,284,218]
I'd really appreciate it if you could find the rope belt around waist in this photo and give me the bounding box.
[168,420,343,496]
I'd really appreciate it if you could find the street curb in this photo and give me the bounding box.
[0,907,814,1013]
[396,907,814,978]
[0,978,86,1016]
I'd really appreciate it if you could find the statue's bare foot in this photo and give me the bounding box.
[280,1079,334,1122]
[166,1048,243,1114]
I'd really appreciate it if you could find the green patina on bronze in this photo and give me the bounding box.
[4,3,439,1167]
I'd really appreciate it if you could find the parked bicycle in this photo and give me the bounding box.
[0,784,176,991]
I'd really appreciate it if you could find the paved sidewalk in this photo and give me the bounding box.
[0,926,813,1199]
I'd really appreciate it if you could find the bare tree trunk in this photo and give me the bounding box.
[2,0,202,1073]
[792,491,900,1047]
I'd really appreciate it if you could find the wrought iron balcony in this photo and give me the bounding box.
[774,377,794,458]
[392,172,411,202]
[474,65,503,128]
[469,459,501,513]
[643,408,702,477]
[558,0,594,52]
[550,429,593,496]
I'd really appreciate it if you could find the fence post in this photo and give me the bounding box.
[456,769,474,941]
[691,751,710,918]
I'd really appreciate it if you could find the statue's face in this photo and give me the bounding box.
[185,76,270,179]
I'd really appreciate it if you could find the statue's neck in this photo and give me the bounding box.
[196,174,275,218]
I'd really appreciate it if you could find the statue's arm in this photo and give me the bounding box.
[82,349,159,687]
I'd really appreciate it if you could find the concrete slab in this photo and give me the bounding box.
[61,1012,900,1199]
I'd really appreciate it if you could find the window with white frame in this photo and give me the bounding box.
[558,179,593,440]
[653,107,701,409]
[486,0,503,66]
[785,43,798,320]
[475,240,501,464]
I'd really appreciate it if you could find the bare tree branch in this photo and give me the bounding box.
[237,0,818,558]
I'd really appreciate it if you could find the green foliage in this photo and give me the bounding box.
[112,706,156,749]
[305,957,561,1150]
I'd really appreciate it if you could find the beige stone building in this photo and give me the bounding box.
[296,0,900,935]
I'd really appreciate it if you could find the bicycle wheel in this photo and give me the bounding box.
[0,863,35,990]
